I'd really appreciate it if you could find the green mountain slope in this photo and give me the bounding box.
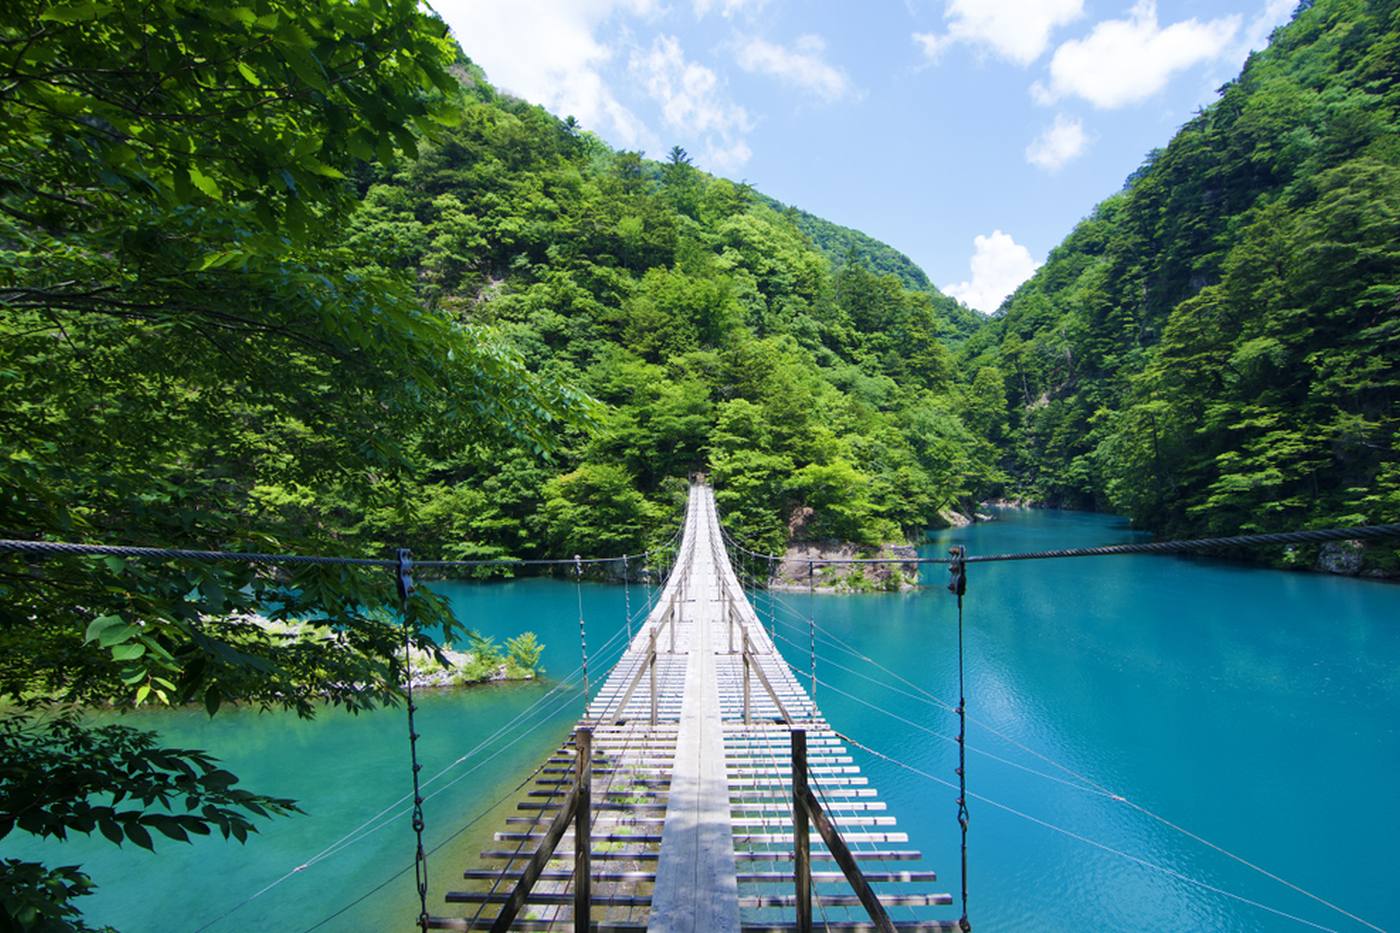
[966,0,1399,568]
[758,195,986,340]
[339,57,1003,557]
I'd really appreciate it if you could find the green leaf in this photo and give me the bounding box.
[111,642,146,660]
[97,623,137,647]
[188,166,223,201]
[98,819,124,846]
[236,61,262,86]
[304,160,346,180]
[125,822,154,851]
[84,614,124,644]
[39,1,112,23]
[135,684,151,704]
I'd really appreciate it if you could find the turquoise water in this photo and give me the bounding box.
[11,510,1399,931]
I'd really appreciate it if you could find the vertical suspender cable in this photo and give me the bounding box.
[948,545,970,932]
[396,549,430,933]
[808,558,817,701]
[768,555,777,640]
[644,549,655,620]
[622,554,632,641]
[575,555,589,711]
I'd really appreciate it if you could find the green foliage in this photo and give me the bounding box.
[0,859,109,933]
[974,0,1400,562]
[1,712,298,930]
[0,712,298,848]
[785,461,897,545]
[331,60,999,558]
[505,633,545,676]
[0,3,586,926]
[541,465,658,556]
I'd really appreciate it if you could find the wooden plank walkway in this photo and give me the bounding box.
[433,485,957,931]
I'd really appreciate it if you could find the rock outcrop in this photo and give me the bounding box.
[769,540,920,593]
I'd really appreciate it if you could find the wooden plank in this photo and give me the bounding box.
[648,488,741,933]
[463,869,657,882]
[488,781,578,933]
[801,787,896,933]
[737,871,937,883]
[739,894,952,908]
[449,892,650,906]
[732,851,922,863]
[479,850,660,861]
[739,918,968,924]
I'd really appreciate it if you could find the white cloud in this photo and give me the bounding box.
[944,230,1041,314]
[629,35,753,172]
[913,0,1084,66]
[735,35,851,100]
[432,0,656,148]
[1239,0,1296,57]
[1025,114,1088,171]
[693,0,768,18]
[1039,1,1241,109]
[701,138,753,173]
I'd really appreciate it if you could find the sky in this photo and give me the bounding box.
[431,0,1298,313]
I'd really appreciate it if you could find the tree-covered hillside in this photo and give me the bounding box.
[340,58,1005,556]
[758,196,987,341]
[965,0,1399,567]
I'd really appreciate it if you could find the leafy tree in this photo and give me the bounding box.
[540,464,657,555]
[1,2,582,925]
[975,0,1399,569]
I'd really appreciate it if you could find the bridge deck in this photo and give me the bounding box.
[433,486,956,931]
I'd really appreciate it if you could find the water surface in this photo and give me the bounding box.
[12,510,1398,931]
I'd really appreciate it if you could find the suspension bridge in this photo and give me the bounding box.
[430,483,962,932]
[4,490,1397,932]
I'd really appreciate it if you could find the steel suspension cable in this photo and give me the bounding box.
[832,730,1346,933]
[395,550,430,933]
[759,580,1386,933]
[196,623,636,931]
[947,546,970,933]
[711,519,1400,567]
[300,753,558,933]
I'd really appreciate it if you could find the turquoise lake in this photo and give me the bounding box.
[12,508,1399,931]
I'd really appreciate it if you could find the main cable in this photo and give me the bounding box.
[833,730,1344,933]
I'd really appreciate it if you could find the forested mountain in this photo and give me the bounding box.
[964,0,1399,568]
[761,196,935,292]
[758,196,987,340]
[336,58,1004,556]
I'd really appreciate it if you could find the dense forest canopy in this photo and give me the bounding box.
[338,63,1005,557]
[963,0,1399,572]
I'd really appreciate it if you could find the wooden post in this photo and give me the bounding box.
[792,728,812,933]
[727,595,735,654]
[574,727,592,932]
[649,627,658,725]
[742,630,752,725]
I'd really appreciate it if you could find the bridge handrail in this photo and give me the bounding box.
[791,727,895,933]
[742,628,794,726]
[486,728,592,933]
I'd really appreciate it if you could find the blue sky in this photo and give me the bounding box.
[433,0,1297,312]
